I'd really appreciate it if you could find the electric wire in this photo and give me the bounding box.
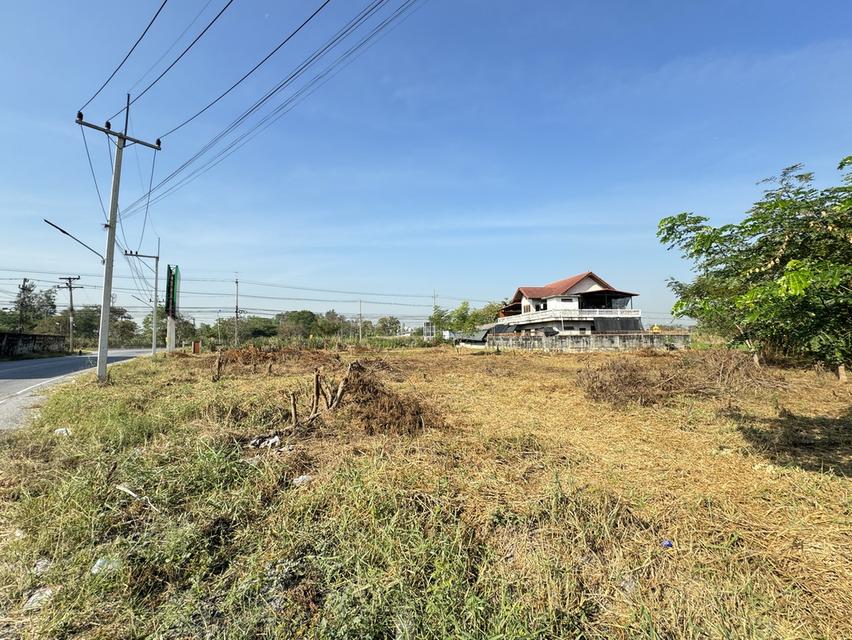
[138,151,158,250]
[79,126,109,222]
[119,0,391,216]
[79,0,170,111]
[128,0,216,92]
[141,0,423,212]
[160,0,333,139]
[111,0,236,117]
[126,0,415,214]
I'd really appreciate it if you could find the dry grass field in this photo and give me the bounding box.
[0,346,849,639]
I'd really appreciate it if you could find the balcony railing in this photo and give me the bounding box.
[495,308,641,325]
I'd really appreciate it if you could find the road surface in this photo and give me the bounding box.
[0,349,147,431]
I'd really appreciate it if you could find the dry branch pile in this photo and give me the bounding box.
[242,361,440,447]
[578,349,783,407]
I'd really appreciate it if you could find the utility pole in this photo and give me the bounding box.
[76,95,161,382]
[58,276,82,351]
[234,277,239,347]
[18,278,28,333]
[358,299,362,343]
[124,237,160,356]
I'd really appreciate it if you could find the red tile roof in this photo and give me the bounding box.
[509,272,635,304]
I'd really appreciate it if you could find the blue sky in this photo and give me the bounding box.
[1,0,850,327]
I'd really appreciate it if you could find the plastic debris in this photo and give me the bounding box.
[23,586,56,611]
[661,539,674,549]
[291,474,312,487]
[619,576,638,593]
[53,427,71,437]
[91,556,122,576]
[33,558,52,576]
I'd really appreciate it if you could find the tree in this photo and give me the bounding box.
[141,306,196,347]
[275,310,318,339]
[315,310,347,337]
[8,282,56,332]
[433,301,502,335]
[375,316,402,336]
[429,306,450,332]
[658,159,852,378]
[244,316,277,339]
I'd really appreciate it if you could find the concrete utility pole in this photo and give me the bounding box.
[18,278,28,333]
[77,95,161,382]
[124,238,160,356]
[58,276,82,351]
[234,277,239,347]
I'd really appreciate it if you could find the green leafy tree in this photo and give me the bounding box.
[244,316,277,338]
[658,159,852,377]
[8,282,56,332]
[375,316,402,336]
[141,306,197,347]
[428,306,450,332]
[275,310,318,339]
[315,310,347,337]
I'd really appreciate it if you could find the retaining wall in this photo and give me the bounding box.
[486,333,690,352]
[0,332,66,358]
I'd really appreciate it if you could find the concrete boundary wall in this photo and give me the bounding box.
[0,332,66,358]
[486,333,690,352]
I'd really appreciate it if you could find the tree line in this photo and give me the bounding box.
[1,286,503,349]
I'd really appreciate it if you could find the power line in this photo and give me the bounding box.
[128,0,216,92]
[79,0,170,112]
[125,0,426,219]
[120,0,394,215]
[79,126,109,221]
[138,149,158,250]
[112,0,236,117]
[0,268,497,304]
[161,0,333,139]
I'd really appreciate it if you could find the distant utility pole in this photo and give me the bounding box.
[76,95,161,382]
[18,278,28,333]
[57,276,82,351]
[234,277,239,347]
[124,237,160,356]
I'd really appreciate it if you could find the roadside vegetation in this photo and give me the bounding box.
[1,346,849,638]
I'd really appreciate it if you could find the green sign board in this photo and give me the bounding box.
[165,265,180,318]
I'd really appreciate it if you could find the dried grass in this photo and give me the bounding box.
[577,349,784,406]
[0,346,848,638]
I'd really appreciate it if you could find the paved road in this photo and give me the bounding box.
[0,349,147,431]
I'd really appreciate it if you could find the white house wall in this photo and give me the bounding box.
[566,276,605,294]
[545,296,579,310]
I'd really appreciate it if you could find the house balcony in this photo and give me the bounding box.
[494,308,641,325]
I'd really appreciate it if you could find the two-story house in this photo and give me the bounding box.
[494,271,642,335]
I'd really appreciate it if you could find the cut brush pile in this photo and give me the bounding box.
[577,348,784,406]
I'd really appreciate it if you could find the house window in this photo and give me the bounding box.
[566,326,574,331]
[579,327,587,334]
[561,298,572,302]
[522,304,531,313]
